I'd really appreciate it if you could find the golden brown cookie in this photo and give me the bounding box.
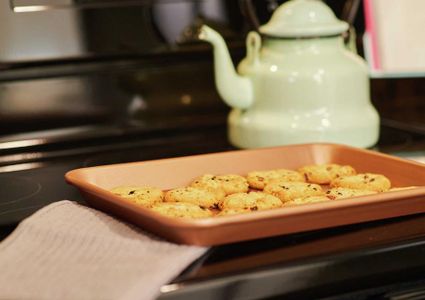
[150,202,213,219]
[298,164,356,184]
[190,174,226,201]
[263,181,324,203]
[110,186,164,207]
[330,173,391,192]
[220,192,282,211]
[165,187,220,209]
[215,174,249,195]
[325,187,377,200]
[284,196,331,206]
[247,169,305,190]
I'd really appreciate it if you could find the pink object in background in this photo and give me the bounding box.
[363,0,381,70]
[363,0,425,74]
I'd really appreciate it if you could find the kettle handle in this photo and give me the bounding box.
[246,31,261,65]
[345,27,358,54]
[239,0,261,31]
[341,0,361,54]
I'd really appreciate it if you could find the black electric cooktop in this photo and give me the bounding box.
[1,122,425,300]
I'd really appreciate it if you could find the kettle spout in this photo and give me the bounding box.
[199,25,253,109]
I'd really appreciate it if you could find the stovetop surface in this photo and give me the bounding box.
[0,120,424,226]
[1,122,425,299]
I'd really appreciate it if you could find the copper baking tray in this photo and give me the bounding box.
[65,143,425,246]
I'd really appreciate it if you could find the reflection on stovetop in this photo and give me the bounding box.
[159,213,425,299]
[177,214,425,279]
[0,124,231,228]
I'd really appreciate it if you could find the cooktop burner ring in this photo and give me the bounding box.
[0,176,41,206]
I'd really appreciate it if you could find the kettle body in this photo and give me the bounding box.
[199,0,379,149]
[230,35,379,148]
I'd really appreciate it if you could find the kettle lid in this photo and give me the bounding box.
[259,0,349,38]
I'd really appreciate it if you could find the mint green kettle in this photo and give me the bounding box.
[199,0,379,149]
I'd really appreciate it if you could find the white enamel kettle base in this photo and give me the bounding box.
[228,108,380,149]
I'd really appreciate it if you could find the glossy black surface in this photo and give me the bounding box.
[159,214,425,299]
[1,123,425,299]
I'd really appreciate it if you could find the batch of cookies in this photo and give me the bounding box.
[110,163,407,220]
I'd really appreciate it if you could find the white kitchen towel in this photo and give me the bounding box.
[0,200,208,300]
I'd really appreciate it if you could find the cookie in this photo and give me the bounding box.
[215,174,249,195]
[284,196,331,206]
[330,173,391,192]
[190,174,248,197]
[298,164,356,184]
[220,192,282,211]
[247,169,305,190]
[190,174,226,201]
[110,186,164,207]
[326,187,377,200]
[263,181,324,203]
[150,202,213,219]
[165,187,220,209]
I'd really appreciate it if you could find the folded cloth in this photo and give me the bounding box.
[0,200,208,300]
